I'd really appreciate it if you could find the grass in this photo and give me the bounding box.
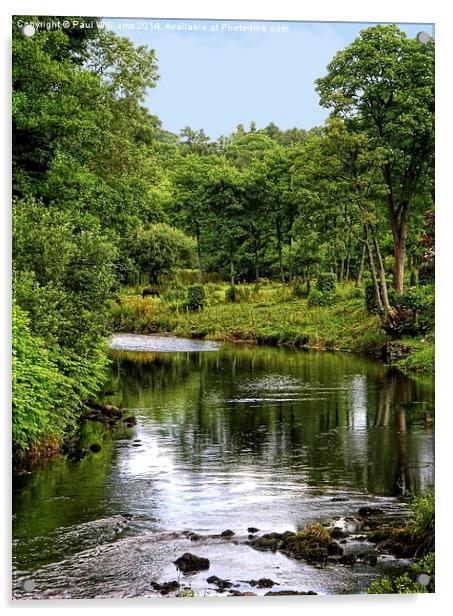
[109,281,434,373]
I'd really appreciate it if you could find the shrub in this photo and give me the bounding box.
[411,491,435,542]
[364,277,380,313]
[225,285,250,303]
[307,289,336,307]
[383,286,434,337]
[12,300,75,450]
[186,284,205,311]
[292,277,308,298]
[316,272,336,293]
[225,285,239,302]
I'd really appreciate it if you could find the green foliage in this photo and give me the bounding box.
[12,198,115,451]
[128,223,196,285]
[292,278,307,298]
[186,285,206,311]
[12,300,73,450]
[411,491,435,538]
[307,289,336,307]
[316,273,336,293]
[364,277,382,314]
[383,286,434,337]
[397,344,434,375]
[225,285,239,303]
[225,285,251,303]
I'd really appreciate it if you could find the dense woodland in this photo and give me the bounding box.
[12,17,435,454]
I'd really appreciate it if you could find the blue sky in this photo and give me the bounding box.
[104,18,434,139]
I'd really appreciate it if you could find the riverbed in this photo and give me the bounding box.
[12,335,434,599]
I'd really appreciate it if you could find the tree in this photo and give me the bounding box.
[171,153,220,281]
[204,161,246,285]
[316,25,434,293]
[128,223,196,284]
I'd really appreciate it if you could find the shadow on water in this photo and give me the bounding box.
[12,340,434,598]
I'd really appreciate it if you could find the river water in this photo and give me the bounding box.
[12,334,434,599]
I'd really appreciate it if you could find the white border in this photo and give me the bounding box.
[2,1,451,614]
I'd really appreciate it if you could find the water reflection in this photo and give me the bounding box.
[109,346,434,497]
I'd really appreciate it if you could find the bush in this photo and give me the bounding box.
[383,286,434,337]
[225,285,250,303]
[364,277,379,313]
[186,284,205,310]
[316,272,336,293]
[411,491,435,540]
[12,300,74,450]
[398,345,434,374]
[307,289,336,307]
[292,277,308,298]
[225,285,239,302]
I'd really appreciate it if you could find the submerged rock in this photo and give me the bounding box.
[338,554,357,566]
[174,552,210,573]
[358,506,383,518]
[247,527,259,534]
[360,551,378,566]
[330,527,346,539]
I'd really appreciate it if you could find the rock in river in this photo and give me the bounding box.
[206,575,233,589]
[220,529,235,538]
[174,553,210,573]
[358,506,383,517]
[247,578,275,588]
[152,580,180,595]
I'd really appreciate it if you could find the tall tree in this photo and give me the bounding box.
[316,25,434,293]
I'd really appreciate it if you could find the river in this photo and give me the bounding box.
[12,334,434,598]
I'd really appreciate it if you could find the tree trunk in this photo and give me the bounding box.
[356,244,366,287]
[339,258,345,283]
[371,229,393,314]
[276,217,285,283]
[230,258,235,286]
[384,165,410,295]
[393,238,407,295]
[287,235,293,282]
[196,226,202,283]
[364,228,383,312]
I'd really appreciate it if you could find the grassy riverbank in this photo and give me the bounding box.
[109,281,434,375]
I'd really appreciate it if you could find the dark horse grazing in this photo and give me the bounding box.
[142,287,160,299]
